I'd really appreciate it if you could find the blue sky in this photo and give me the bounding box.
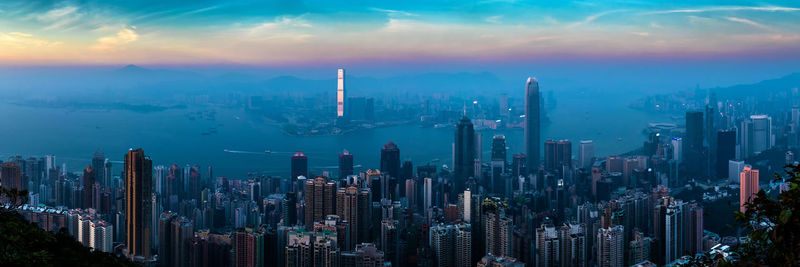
[1,0,799,65]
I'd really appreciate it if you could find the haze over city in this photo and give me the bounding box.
[1,1,800,267]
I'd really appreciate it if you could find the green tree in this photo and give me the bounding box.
[733,163,800,265]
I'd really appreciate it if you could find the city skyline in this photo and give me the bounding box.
[2,1,800,267]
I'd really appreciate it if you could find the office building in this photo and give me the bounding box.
[578,140,594,169]
[380,142,400,179]
[91,151,106,187]
[492,135,507,164]
[740,115,773,158]
[337,68,346,118]
[424,178,433,212]
[670,138,682,163]
[454,115,475,193]
[545,140,572,173]
[339,150,354,179]
[525,77,541,171]
[291,152,309,179]
[716,130,736,180]
[685,111,704,156]
[728,160,745,184]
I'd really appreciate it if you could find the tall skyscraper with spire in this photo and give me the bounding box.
[525,77,540,173]
[125,148,153,260]
[337,68,346,118]
[454,114,475,193]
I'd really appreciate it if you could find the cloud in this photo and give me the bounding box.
[644,6,800,15]
[370,8,417,17]
[631,32,650,37]
[725,17,774,31]
[249,16,312,35]
[567,10,626,28]
[36,5,83,30]
[91,28,139,51]
[485,15,503,24]
[0,32,62,48]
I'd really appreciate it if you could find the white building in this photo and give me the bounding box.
[671,138,683,163]
[728,160,745,184]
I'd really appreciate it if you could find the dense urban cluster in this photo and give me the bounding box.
[1,72,799,267]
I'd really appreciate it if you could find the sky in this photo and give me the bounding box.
[0,0,799,66]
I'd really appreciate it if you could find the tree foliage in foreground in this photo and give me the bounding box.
[0,180,137,267]
[732,163,800,265]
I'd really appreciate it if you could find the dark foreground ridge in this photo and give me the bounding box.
[0,207,137,267]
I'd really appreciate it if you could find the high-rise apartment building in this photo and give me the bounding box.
[125,148,153,260]
[304,176,336,227]
[597,226,624,267]
[739,166,759,213]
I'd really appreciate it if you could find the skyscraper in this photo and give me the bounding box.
[336,186,361,250]
[739,166,759,213]
[429,224,455,267]
[158,211,177,267]
[171,217,194,267]
[491,135,507,164]
[304,176,336,227]
[339,150,354,179]
[1,161,22,191]
[716,130,736,180]
[728,160,745,184]
[739,115,774,159]
[545,140,572,173]
[597,226,624,267]
[337,68,346,118]
[291,152,309,179]
[125,148,153,259]
[525,77,541,172]
[454,115,475,193]
[685,111,704,155]
[670,138,682,163]
[485,206,512,257]
[423,178,433,212]
[89,151,104,186]
[578,140,595,169]
[83,165,96,209]
[535,223,559,267]
[380,142,400,179]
